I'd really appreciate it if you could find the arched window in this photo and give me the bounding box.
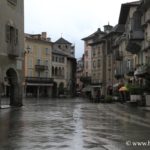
[59,67,61,76]
[52,66,54,76]
[55,67,58,76]
[62,67,64,76]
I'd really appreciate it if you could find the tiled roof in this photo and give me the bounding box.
[55,37,71,44]
[82,28,105,41]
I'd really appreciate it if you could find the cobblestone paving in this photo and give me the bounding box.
[0,98,150,150]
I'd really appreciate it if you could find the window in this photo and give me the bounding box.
[37,59,41,65]
[45,72,48,78]
[146,56,150,64]
[55,57,58,62]
[62,57,64,63]
[85,51,88,57]
[37,48,41,57]
[98,47,100,55]
[5,25,18,45]
[93,61,96,68]
[45,48,49,55]
[45,60,48,66]
[97,59,101,68]
[52,56,55,61]
[59,57,62,63]
[28,58,32,68]
[37,71,40,77]
[28,69,33,77]
[92,50,96,57]
[86,61,88,69]
[7,0,17,6]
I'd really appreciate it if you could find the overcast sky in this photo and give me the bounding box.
[25,0,138,58]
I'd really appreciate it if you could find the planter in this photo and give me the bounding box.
[145,95,150,106]
[130,95,142,102]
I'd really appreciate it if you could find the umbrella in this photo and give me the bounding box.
[119,86,128,92]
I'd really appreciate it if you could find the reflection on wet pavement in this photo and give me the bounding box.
[0,98,150,150]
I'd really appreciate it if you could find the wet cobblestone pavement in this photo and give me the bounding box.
[0,98,150,150]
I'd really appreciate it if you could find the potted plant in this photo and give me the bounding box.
[105,95,113,103]
[127,84,143,103]
[143,76,150,106]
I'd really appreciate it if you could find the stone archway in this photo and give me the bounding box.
[6,68,22,106]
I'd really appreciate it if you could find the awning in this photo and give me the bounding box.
[113,83,120,88]
[82,86,91,92]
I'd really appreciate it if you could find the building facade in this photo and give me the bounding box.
[52,37,76,97]
[80,0,150,100]
[0,0,24,106]
[76,55,84,93]
[24,32,53,98]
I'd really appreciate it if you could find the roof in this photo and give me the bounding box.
[52,49,67,56]
[52,49,76,60]
[25,33,52,44]
[82,28,105,41]
[89,24,125,46]
[118,1,141,24]
[55,37,71,44]
[110,24,125,33]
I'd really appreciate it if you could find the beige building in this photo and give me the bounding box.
[82,28,104,77]
[80,0,150,100]
[24,32,53,98]
[116,1,144,84]
[76,55,84,92]
[0,0,24,106]
[52,37,76,97]
[89,25,114,98]
[136,0,150,74]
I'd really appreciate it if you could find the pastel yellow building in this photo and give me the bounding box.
[24,32,53,97]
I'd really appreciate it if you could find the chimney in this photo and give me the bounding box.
[41,32,47,39]
[47,37,51,42]
[104,23,113,33]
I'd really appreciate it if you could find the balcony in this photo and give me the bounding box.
[80,76,91,84]
[91,79,102,86]
[114,69,124,80]
[35,65,48,71]
[52,75,64,79]
[134,65,150,78]
[128,31,144,41]
[126,67,135,76]
[115,50,123,61]
[142,41,150,51]
[7,45,19,58]
[126,41,141,54]
[142,0,150,10]
[25,77,54,84]
[141,9,150,27]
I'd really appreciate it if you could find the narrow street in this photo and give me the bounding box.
[0,98,150,150]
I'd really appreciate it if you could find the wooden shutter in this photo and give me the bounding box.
[5,25,10,43]
[14,28,18,45]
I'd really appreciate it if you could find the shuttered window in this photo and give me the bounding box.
[5,25,18,45]
[7,0,17,6]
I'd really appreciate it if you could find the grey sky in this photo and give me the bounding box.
[25,0,138,58]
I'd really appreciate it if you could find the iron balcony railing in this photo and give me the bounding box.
[7,44,19,58]
[134,64,150,77]
[25,77,54,84]
[35,65,48,71]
